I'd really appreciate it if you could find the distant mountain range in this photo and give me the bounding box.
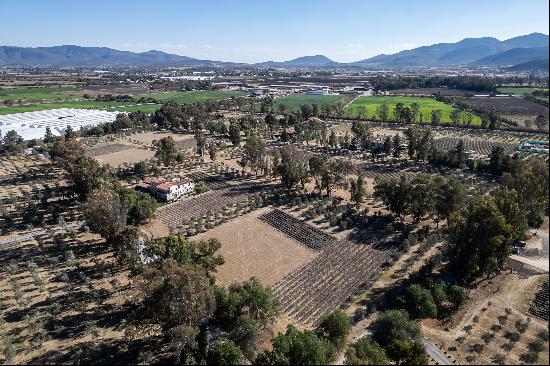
[351,33,549,68]
[508,58,549,72]
[0,33,548,70]
[0,45,237,67]
[256,55,338,67]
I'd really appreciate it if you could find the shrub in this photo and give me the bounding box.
[3,341,16,362]
[345,338,388,365]
[491,354,506,365]
[490,324,501,333]
[500,342,513,351]
[537,329,549,341]
[319,309,350,350]
[481,332,494,344]
[402,284,438,319]
[504,331,520,343]
[208,340,242,365]
[514,320,529,334]
[470,343,484,353]
[520,351,539,364]
[528,339,544,353]
[447,285,467,309]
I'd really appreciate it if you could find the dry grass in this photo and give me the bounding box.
[192,208,317,286]
[94,147,155,167]
[422,273,550,365]
[124,131,195,146]
[0,228,146,364]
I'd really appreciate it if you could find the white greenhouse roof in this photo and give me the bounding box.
[0,108,119,140]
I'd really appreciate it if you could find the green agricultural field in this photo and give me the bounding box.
[0,86,82,101]
[0,101,161,115]
[345,96,482,125]
[270,94,351,112]
[496,87,549,96]
[134,90,247,104]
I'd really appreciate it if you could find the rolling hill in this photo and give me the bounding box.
[472,46,549,66]
[508,59,549,72]
[0,45,236,67]
[0,33,548,69]
[352,33,549,67]
[255,55,338,67]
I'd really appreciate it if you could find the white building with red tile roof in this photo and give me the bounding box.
[136,177,194,202]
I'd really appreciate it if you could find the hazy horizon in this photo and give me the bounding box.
[2,0,549,63]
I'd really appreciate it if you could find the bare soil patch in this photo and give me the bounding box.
[389,88,478,97]
[94,147,155,166]
[126,131,195,146]
[459,96,549,117]
[422,273,550,365]
[192,208,317,287]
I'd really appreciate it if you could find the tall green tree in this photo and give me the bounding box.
[242,135,268,174]
[319,309,350,350]
[383,136,393,156]
[321,159,353,196]
[351,121,372,150]
[254,325,335,365]
[229,122,241,145]
[350,173,367,207]
[374,175,411,218]
[401,284,438,319]
[450,109,461,126]
[434,178,465,224]
[67,156,115,198]
[195,130,207,157]
[154,136,179,166]
[132,260,216,364]
[430,109,442,125]
[408,174,436,221]
[371,310,426,365]
[275,145,310,189]
[377,104,390,121]
[208,341,242,365]
[392,134,402,158]
[119,188,157,226]
[448,196,513,281]
[0,130,25,155]
[410,103,420,123]
[345,338,389,365]
[82,188,127,242]
[146,236,225,279]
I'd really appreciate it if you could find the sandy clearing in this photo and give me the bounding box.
[94,147,155,166]
[421,273,549,365]
[125,131,196,145]
[192,208,317,287]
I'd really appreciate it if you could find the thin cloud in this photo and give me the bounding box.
[159,43,188,49]
[383,42,418,53]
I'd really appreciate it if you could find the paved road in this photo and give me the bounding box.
[510,254,549,272]
[510,229,550,272]
[532,230,549,256]
[424,339,452,365]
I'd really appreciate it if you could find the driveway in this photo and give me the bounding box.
[0,222,82,247]
[424,339,453,365]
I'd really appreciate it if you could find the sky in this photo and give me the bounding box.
[2,0,549,63]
